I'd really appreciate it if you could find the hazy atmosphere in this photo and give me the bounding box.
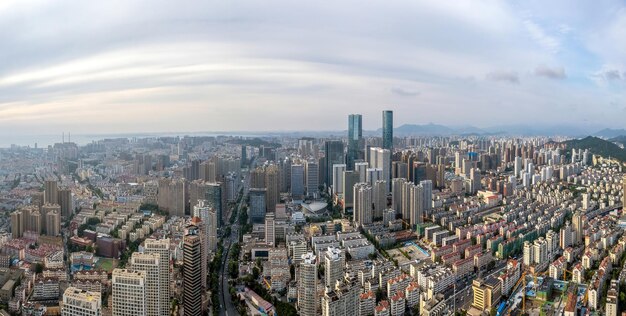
[1,0,625,136]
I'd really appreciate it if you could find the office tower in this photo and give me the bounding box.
[44,180,59,205]
[355,162,369,183]
[324,247,345,288]
[382,110,393,151]
[205,183,222,227]
[332,164,347,196]
[419,180,432,213]
[265,213,276,246]
[58,189,73,218]
[184,226,203,316]
[572,212,583,245]
[241,145,247,167]
[10,211,23,238]
[249,188,267,223]
[265,165,280,212]
[45,210,61,236]
[373,180,388,218]
[291,164,305,199]
[342,171,360,213]
[298,253,318,316]
[306,159,320,198]
[143,238,170,316]
[354,183,373,226]
[347,114,364,170]
[62,287,102,316]
[112,269,146,315]
[325,140,345,187]
[130,253,161,316]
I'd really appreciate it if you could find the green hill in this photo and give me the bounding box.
[562,136,626,162]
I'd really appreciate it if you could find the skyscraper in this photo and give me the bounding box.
[183,226,203,316]
[325,140,345,187]
[130,253,161,316]
[143,238,171,316]
[305,159,319,198]
[112,269,146,315]
[298,253,318,316]
[291,164,305,199]
[347,114,363,170]
[249,188,267,223]
[572,211,583,245]
[382,110,393,151]
[62,287,102,316]
[342,171,361,213]
[45,210,61,236]
[205,183,222,227]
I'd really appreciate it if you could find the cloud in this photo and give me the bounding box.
[593,69,623,81]
[486,71,519,84]
[523,19,560,53]
[391,87,420,97]
[534,66,566,79]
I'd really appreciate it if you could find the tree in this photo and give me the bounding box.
[34,263,44,274]
[252,267,260,280]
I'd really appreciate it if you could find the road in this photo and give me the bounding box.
[218,174,247,316]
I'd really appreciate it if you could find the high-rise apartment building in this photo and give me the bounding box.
[347,114,363,170]
[58,188,73,218]
[62,287,101,316]
[142,238,170,316]
[45,210,61,236]
[265,213,276,246]
[332,164,347,196]
[265,165,280,212]
[184,226,203,316]
[572,211,583,245]
[44,180,59,205]
[130,252,161,316]
[354,183,373,226]
[112,269,146,315]
[10,211,23,238]
[298,253,318,316]
[324,247,345,288]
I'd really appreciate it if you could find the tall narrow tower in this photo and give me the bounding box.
[143,238,170,316]
[382,110,393,151]
[183,226,203,316]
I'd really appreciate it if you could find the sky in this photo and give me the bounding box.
[0,0,625,136]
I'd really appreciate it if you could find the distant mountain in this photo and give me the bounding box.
[561,136,626,162]
[609,135,626,147]
[593,128,626,139]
